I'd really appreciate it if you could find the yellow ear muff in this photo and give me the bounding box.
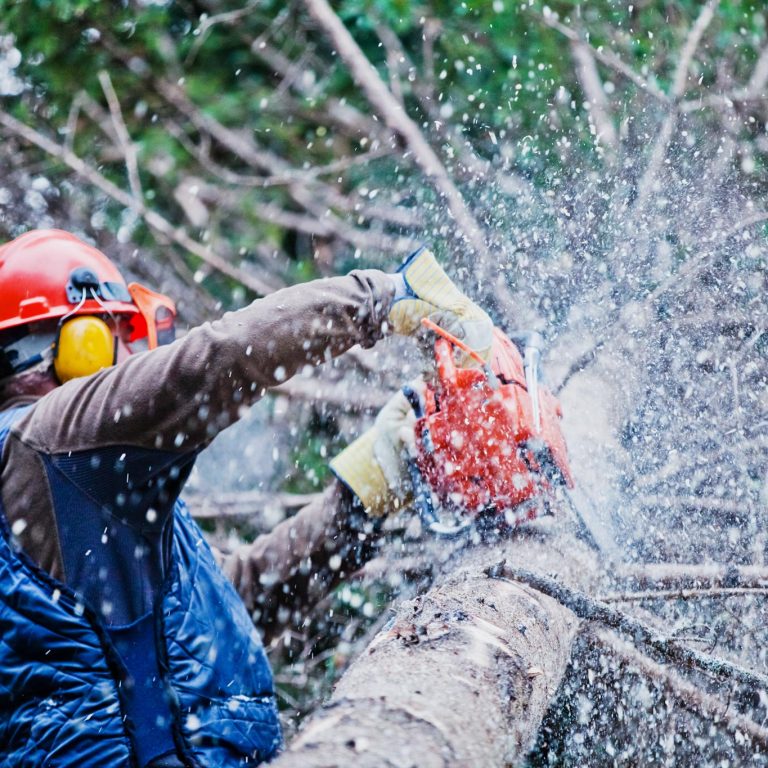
[54,316,116,383]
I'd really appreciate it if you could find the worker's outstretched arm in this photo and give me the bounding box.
[14,270,394,455]
[216,381,428,640]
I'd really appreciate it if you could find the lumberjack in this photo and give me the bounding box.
[0,229,492,768]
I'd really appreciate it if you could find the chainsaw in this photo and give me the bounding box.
[403,319,575,538]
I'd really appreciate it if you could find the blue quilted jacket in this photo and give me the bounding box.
[0,406,282,767]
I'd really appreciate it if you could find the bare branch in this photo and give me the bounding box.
[555,210,768,392]
[373,21,406,106]
[165,119,416,229]
[0,110,275,295]
[636,494,747,514]
[271,376,392,411]
[64,89,130,153]
[569,38,619,157]
[670,0,720,100]
[534,9,669,103]
[187,490,320,520]
[302,0,493,262]
[599,587,768,603]
[156,78,414,253]
[617,563,768,591]
[746,44,768,95]
[632,0,719,213]
[596,630,768,751]
[185,1,259,65]
[250,39,389,138]
[487,562,768,692]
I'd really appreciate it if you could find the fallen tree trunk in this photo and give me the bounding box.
[271,523,597,767]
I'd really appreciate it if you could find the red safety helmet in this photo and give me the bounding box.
[0,229,176,378]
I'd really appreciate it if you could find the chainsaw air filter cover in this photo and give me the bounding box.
[414,330,573,524]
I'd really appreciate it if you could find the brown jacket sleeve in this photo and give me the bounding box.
[13,269,394,454]
[216,480,382,645]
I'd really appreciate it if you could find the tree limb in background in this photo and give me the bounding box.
[165,119,415,235]
[302,0,494,263]
[249,37,391,139]
[98,70,143,202]
[554,209,768,393]
[487,563,768,692]
[155,77,413,255]
[187,490,320,522]
[64,89,117,153]
[373,20,405,107]
[569,38,619,158]
[534,9,669,103]
[617,563,768,590]
[636,494,749,514]
[632,0,720,214]
[370,10,546,213]
[598,587,768,603]
[185,1,260,66]
[0,109,275,295]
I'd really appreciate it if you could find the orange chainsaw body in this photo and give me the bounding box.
[414,329,573,524]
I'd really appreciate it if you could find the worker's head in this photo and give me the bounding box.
[0,229,176,400]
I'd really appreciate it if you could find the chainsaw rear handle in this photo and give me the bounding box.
[402,384,471,538]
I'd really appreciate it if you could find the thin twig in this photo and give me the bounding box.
[632,0,719,213]
[374,21,406,106]
[187,490,320,520]
[533,9,669,103]
[185,2,259,65]
[156,77,413,253]
[165,119,414,228]
[487,563,768,692]
[98,70,143,202]
[555,210,768,393]
[671,0,720,99]
[636,494,746,514]
[616,563,768,590]
[599,587,768,603]
[746,44,768,95]
[569,38,619,157]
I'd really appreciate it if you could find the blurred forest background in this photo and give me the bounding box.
[2,0,768,763]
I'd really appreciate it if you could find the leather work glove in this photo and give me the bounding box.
[389,247,494,366]
[329,381,424,517]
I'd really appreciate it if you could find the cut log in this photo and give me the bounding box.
[270,524,596,767]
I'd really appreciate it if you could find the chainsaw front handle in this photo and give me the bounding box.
[420,317,500,389]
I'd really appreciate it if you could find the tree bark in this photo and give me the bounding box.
[271,524,596,767]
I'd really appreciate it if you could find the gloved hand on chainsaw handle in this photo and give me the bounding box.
[329,380,425,517]
[389,247,494,367]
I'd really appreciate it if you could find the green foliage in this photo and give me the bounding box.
[4,0,767,288]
